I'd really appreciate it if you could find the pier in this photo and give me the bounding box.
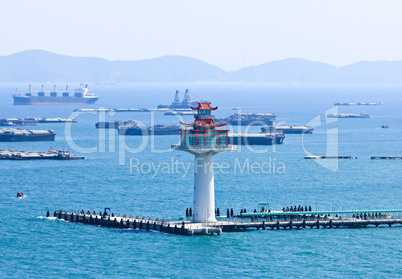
[47,102,402,236]
[48,209,402,236]
[371,156,402,160]
[73,108,191,113]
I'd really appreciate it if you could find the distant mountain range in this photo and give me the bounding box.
[1,50,402,83]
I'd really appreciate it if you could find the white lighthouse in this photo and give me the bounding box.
[172,103,236,223]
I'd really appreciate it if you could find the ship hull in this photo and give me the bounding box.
[96,121,132,128]
[118,127,180,136]
[228,120,275,126]
[229,135,284,145]
[278,129,313,134]
[261,127,314,134]
[0,119,38,126]
[13,96,99,105]
[0,134,55,142]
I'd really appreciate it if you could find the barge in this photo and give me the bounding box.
[0,117,76,126]
[261,125,313,134]
[164,111,196,115]
[0,118,38,126]
[229,133,285,145]
[334,102,384,106]
[217,113,276,126]
[0,128,55,142]
[96,121,137,129]
[327,113,370,118]
[37,118,77,123]
[305,155,353,159]
[118,124,180,135]
[0,149,83,160]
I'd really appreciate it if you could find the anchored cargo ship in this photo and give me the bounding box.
[12,84,99,105]
[0,128,55,142]
[0,118,76,126]
[0,149,83,160]
[261,125,314,134]
[334,102,384,106]
[327,113,370,118]
[118,124,180,135]
[216,113,276,126]
[164,111,197,116]
[96,121,137,129]
[158,89,207,109]
[0,118,38,126]
[229,132,284,145]
[37,118,77,123]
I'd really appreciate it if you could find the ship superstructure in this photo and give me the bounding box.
[327,113,370,118]
[118,124,180,136]
[158,89,207,109]
[261,125,314,134]
[217,113,276,126]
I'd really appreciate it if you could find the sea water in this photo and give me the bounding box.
[0,83,401,278]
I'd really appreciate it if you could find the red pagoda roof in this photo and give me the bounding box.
[180,118,229,128]
[191,102,218,111]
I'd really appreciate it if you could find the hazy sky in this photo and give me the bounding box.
[1,0,402,71]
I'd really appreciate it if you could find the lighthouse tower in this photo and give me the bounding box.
[172,103,236,223]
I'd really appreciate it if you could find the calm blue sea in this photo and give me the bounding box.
[0,83,401,278]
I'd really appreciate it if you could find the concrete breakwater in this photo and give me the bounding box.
[47,209,402,236]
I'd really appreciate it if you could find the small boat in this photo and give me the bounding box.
[16,192,24,198]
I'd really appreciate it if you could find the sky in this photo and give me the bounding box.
[1,0,402,71]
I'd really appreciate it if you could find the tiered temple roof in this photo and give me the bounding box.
[181,102,228,129]
[180,119,228,128]
[191,103,218,111]
[178,102,229,147]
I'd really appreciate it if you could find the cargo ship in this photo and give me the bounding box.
[96,121,137,129]
[0,118,38,126]
[216,113,276,126]
[261,125,314,134]
[334,102,384,106]
[118,124,180,136]
[164,111,197,116]
[0,128,55,141]
[37,118,77,123]
[327,113,370,118]
[0,149,83,160]
[158,89,207,109]
[229,132,284,145]
[0,118,76,126]
[12,84,99,105]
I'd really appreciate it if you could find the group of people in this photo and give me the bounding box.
[353,212,382,219]
[282,205,312,212]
